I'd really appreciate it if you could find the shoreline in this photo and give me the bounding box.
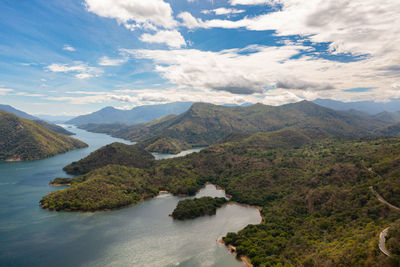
[218,238,254,267]
[49,183,71,187]
[217,202,263,267]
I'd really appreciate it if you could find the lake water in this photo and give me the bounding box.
[0,126,261,267]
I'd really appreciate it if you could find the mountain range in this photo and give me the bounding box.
[66,102,193,125]
[79,101,391,154]
[314,98,400,114]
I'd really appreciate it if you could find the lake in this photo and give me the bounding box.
[0,126,261,266]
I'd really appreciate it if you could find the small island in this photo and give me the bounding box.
[171,197,227,220]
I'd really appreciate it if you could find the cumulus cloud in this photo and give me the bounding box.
[139,30,186,48]
[276,79,335,91]
[63,44,76,51]
[121,41,400,102]
[46,63,103,79]
[98,56,128,66]
[229,0,276,5]
[84,0,177,30]
[180,0,400,58]
[201,8,245,15]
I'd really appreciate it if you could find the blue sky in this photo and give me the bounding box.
[0,0,399,115]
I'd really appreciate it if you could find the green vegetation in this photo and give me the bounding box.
[50,178,73,185]
[81,101,388,148]
[171,197,227,220]
[386,221,400,264]
[0,111,87,161]
[33,120,74,135]
[144,136,190,154]
[41,128,400,266]
[63,142,154,175]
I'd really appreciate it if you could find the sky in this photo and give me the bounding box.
[0,0,399,116]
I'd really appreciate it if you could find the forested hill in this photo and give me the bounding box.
[41,128,400,265]
[90,100,387,147]
[0,111,87,161]
[0,104,74,135]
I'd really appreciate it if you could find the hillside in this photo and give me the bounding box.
[374,122,400,137]
[33,120,74,135]
[0,104,37,120]
[40,129,400,265]
[66,102,192,125]
[63,142,154,175]
[100,101,386,149]
[0,104,74,135]
[0,111,87,161]
[373,111,400,123]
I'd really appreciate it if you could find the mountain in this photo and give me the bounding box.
[66,102,193,125]
[0,104,37,120]
[0,104,74,135]
[373,111,400,123]
[314,98,400,115]
[99,101,387,150]
[0,111,87,161]
[374,122,400,137]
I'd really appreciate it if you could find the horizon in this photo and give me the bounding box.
[0,0,399,116]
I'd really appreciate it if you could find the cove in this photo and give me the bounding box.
[0,126,261,266]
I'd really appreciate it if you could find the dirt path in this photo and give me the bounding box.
[369,186,400,212]
[379,228,391,257]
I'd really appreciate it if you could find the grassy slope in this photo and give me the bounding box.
[0,111,87,161]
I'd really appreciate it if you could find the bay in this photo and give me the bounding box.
[0,126,261,267]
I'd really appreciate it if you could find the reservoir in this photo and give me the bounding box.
[0,126,261,266]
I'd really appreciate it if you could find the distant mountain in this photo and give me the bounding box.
[0,104,37,120]
[66,102,193,125]
[92,101,387,152]
[0,111,87,161]
[33,120,74,136]
[36,114,75,123]
[373,111,400,123]
[314,98,400,115]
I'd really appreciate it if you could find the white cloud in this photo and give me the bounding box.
[201,8,245,15]
[63,45,76,51]
[98,56,128,66]
[84,0,177,30]
[0,88,14,95]
[15,92,44,97]
[46,62,103,79]
[139,30,186,48]
[122,42,400,102]
[180,0,400,59]
[229,0,276,5]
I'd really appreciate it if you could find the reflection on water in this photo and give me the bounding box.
[152,147,205,160]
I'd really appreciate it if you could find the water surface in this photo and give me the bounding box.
[0,126,260,266]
